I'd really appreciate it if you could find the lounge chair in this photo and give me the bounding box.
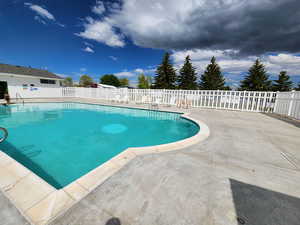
[120,95,129,104]
[149,97,161,110]
[111,94,121,103]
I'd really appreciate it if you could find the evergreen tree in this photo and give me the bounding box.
[79,75,93,87]
[240,59,271,91]
[295,82,300,91]
[153,53,177,89]
[199,57,226,90]
[272,71,293,92]
[177,55,198,90]
[138,74,151,89]
[100,74,121,87]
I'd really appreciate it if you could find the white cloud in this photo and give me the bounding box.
[34,15,46,25]
[92,0,105,15]
[109,56,118,61]
[114,67,156,79]
[268,54,300,66]
[77,0,299,54]
[171,49,300,77]
[172,49,238,63]
[264,54,300,76]
[55,73,69,78]
[57,22,65,28]
[172,49,251,75]
[84,42,94,47]
[24,3,55,20]
[77,17,125,47]
[83,46,95,53]
[24,2,65,27]
[133,68,156,74]
[115,71,135,77]
[80,68,87,72]
[134,68,144,73]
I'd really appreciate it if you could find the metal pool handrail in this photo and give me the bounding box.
[0,127,8,143]
[16,92,25,105]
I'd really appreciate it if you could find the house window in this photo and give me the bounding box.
[40,79,56,84]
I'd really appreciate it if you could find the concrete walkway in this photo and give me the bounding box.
[1,99,300,225]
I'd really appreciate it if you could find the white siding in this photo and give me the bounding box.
[0,73,62,98]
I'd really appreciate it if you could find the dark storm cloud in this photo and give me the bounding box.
[110,0,300,55]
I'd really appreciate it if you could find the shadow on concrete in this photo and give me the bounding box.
[105,217,121,225]
[262,113,300,128]
[230,179,300,225]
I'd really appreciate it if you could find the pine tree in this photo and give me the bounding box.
[177,55,198,90]
[272,71,293,92]
[153,53,177,89]
[240,59,271,91]
[199,56,226,90]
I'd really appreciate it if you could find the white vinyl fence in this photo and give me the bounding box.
[6,85,300,119]
[73,88,277,112]
[273,91,300,120]
[8,86,278,113]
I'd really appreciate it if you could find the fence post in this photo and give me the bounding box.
[273,91,279,113]
[288,90,295,116]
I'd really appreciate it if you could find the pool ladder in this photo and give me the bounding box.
[16,93,24,105]
[0,127,8,143]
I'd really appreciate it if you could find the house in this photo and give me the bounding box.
[0,63,63,99]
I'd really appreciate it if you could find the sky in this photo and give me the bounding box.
[0,0,300,87]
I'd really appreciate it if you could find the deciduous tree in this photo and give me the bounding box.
[63,77,73,87]
[119,78,129,87]
[138,74,151,89]
[79,75,93,87]
[100,74,121,87]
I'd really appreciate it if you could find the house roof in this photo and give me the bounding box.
[98,83,117,89]
[0,63,63,79]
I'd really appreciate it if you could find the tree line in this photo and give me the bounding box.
[63,71,153,89]
[63,52,300,91]
[63,74,130,88]
[152,52,299,91]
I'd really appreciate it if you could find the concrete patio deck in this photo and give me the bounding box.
[1,98,300,225]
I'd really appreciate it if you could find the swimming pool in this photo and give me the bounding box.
[0,103,199,189]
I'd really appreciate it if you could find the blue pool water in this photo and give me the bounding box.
[0,103,199,189]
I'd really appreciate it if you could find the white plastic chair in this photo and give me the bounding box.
[120,95,129,104]
[111,94,121,103]
[150,97,161,110]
